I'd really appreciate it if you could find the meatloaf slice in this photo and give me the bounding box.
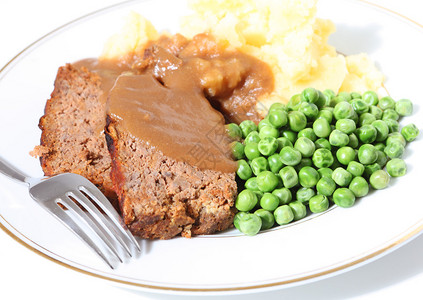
[106,117,237,239]
[34,64,116,200]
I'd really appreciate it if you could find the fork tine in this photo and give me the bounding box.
[68,190,132,256]
[79,185,141,252]
[58,195,125,263]
[40,199,119,269]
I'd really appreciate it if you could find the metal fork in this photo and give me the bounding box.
[0,157,140,269]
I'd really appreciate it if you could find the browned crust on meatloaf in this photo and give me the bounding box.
[35,64,116,200]
[105,116,237,239]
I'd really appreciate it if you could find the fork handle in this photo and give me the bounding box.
[0,157,30,185]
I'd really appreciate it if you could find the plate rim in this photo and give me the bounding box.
[1,0,423,294]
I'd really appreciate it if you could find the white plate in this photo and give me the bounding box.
[0,0,422,295]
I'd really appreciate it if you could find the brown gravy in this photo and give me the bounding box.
[76,33,274,173]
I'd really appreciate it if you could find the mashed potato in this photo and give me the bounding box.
[102,0,384,109]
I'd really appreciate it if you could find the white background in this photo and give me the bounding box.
[1,0,423,299]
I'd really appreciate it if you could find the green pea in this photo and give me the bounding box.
[375,150,388,168]
[315,138,332,151]
[349,176,369,197]
[358,144,378,165]
[259,125,279,139]
[336,119,356,134]
[256,171,279,192]
[395,99,413,116]
[378,96,396,110]
[372,120,389,142]
[362,91,379,106]
[297,128,317,142]
[244,142,261,160]
[348,133,359,148]
[258,137,278,156]
[323,89,336,102]
[225,123,242,141]
[385,119,399,133]
[333,101,356,120]
[244,177,259,191]
[233,211,248,231]
[384,141,404,159]
[332,167,353,186]
[369,170,390,190]
[237,213,262,236]
[296,187,316,203]
[258,118,274,131]
[294,158,313,172]
[329,96,347,107]
[309,194,329,213]
[374,142,385,152]
[350,99,369,115]
[279,146,302,166]
[382,109,399,121]
[313,118,331,138]
[244,131,261,144]
[347,161,365,177]
[294,137,315,158]
[357,124,377,143]
[318,167,333,179]
[281,130,297,144]
[301,87,319,103]
[268,109,288,128]
[250,157,269,176]
[276,137,294,151]
[336,146,356,165]
[260,193,280,211]
[268,154,284,174]
[351,92,362,99]
[298,166,320,188]
[359,113,377,126]
[315,90,329,108]
[239,120,258,138]
[279,166,299,188]
[230,141,245,160]
[329,129,350,147]
[272,188,292,205]
[387,132,406,147]
[299,102,319,121]
[316,176,336,196]
[401,123,419,142]
[235,189,258,211]
[316,109,333,124]
[287,94,302,111]
[288,111,307,132]
[269,102,286,113]
[289,201,307,221]
[338,91,352,102]
[312,148,334,168]
[274,205,294,225]
[333,188,356,208]
[237,159,252,180]
[369,105,383,120]
[386,158,407,177]
[363,163,381,180]
[254,209,275,230]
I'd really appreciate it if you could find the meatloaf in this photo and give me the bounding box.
[106,116,237,239]
[33,61,238,239]
[32,64,116,200]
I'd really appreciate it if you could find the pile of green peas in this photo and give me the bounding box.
[229,88,419,236]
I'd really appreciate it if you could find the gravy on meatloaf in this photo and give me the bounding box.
[76,33,274,173]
